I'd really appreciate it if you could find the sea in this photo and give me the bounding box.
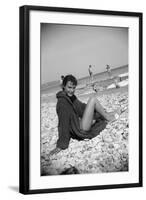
[41,65,128,95]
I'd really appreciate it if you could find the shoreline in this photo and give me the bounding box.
[41,64,128,92]
[41,85,128,104]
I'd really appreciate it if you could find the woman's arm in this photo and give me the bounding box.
[49,102,71,156]
[56,102,71,150]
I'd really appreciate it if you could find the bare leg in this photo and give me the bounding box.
[80,96,116,131]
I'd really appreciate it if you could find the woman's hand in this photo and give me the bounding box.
[49,147,62,156]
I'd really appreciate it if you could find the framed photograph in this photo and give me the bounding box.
[19,5,143,194]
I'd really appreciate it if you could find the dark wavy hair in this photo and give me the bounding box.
[62,75,77,89]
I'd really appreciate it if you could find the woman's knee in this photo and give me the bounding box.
[88,95,98,104]
[88,95,96,102]
[88,96,102,109]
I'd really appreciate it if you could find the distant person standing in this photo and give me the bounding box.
[106,64,112,79]
[88,65,94,85]
[60,75,65,86]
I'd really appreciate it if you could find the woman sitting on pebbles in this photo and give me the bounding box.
[50,75,120,155]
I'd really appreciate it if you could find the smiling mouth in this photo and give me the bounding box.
[68,93,73,96]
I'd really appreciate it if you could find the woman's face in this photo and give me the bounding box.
[64,81,76,97]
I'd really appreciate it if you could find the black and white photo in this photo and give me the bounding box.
[40,24,129,175]
[19,5,142,194]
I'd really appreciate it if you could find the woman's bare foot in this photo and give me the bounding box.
[105,109,121,122]
[105,112,116,121]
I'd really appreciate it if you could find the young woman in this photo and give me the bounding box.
[50,75,120,155]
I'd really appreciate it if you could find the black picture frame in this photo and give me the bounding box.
[19,5,143,194]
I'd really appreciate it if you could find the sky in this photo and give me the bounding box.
[41,23,128,84]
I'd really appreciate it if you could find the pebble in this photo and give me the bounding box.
[41,89,129,175]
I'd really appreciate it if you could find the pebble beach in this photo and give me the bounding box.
[41,79,129,176]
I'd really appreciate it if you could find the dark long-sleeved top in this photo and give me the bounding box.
[56,91,107,149]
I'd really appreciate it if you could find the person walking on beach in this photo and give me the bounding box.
[106,64,112,78]
[88,65,94,85]
[60,75,64,86]
[50,74,120,155]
